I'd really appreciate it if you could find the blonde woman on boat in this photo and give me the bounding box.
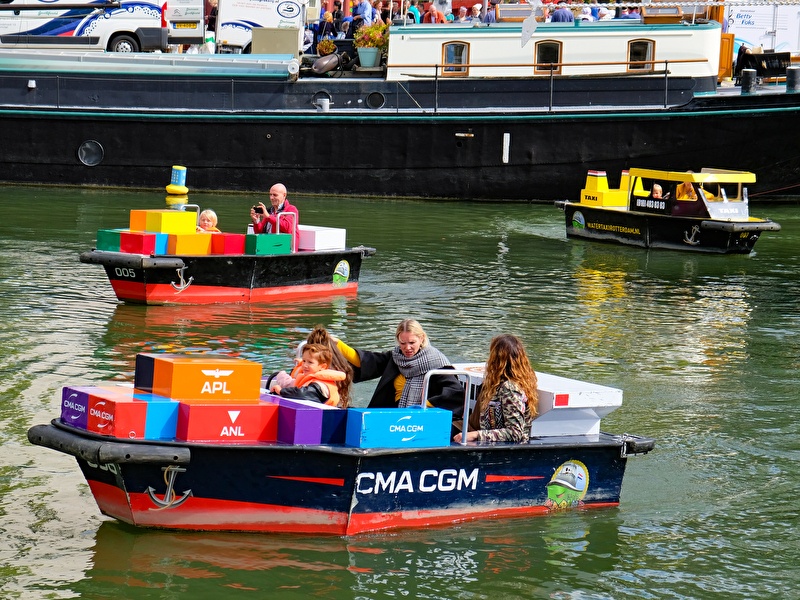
[454,334,538,444]
[336,319,464,415]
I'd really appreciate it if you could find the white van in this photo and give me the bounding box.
[215,0,315,54]
[0,0,204,52]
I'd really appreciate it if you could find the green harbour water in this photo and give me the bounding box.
[0,186,798,599]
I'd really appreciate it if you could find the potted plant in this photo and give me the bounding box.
[317,38,337,56]
[353,22,389,68]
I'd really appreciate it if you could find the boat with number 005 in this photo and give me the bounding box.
[26,353,654,535]
[79,207,376,304]
[555,168,781,253]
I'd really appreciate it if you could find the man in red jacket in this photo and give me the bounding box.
[250,183,300,251]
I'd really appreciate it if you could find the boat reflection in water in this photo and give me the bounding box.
[103,298,358,375]
[79,513,622,596]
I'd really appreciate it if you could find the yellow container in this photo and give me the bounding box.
[167,233,212,255]
[145,210,197,235]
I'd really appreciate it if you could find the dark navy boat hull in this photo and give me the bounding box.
[28,421,654,535]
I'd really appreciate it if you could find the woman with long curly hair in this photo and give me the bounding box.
[455,334,538,443]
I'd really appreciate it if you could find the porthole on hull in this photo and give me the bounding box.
[78,140,104,166]
[366,92,385,110]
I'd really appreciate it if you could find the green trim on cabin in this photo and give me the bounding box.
[1,103,798,122]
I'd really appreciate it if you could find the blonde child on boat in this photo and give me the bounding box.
[196,209,221,233]
[271,343,350,407]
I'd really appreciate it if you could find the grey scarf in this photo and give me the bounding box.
[392,344,451,407]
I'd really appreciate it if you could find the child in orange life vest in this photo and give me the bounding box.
[196,209,221,233]
[270,343,348,406]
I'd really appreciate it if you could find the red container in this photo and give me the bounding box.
[211,233,246,255]
[87,393,149,439]
[120,231,157,255]
[176,401,278,442]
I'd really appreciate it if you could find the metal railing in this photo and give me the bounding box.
[388,57,707,111]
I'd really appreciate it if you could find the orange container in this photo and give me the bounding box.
[167,233,212,255]
[129,210,150,232]
[135,353,263,401]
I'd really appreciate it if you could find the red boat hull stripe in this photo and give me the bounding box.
[89,482,619,535]
[109,280,358,304]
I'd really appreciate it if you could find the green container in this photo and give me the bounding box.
[96,228,126,252]
[245,233,292,255]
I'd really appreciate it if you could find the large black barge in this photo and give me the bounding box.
[1,21,798,201]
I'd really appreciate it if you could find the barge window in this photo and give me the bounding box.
[628,39,655,72]
[442,42,469,76]
[535,41,562,75]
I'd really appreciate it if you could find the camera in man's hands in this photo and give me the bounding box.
[253,205,264,214]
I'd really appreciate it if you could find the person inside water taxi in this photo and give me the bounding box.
[650,184,670,200]
[250,183,300,251]
[196,209,221,233]
[335,319,465,416]
[270,343,352,407]
[454,334,538,444]
[676,180,698,200]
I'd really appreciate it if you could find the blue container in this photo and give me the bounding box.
[154,232,168,255]
[134,392,180,440]
[345,407,452,448]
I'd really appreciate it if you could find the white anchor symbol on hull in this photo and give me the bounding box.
[170,266,194,292]
[146,465,193,510]
[683,225,701,246]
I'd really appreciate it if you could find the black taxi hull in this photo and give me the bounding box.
[558,202,779,254]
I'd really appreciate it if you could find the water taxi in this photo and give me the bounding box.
[555,168,781,253]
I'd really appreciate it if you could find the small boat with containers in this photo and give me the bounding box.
[80,201,376,304]
[27,351,654,535]
[0,2,799,200]
[555,167,781,253]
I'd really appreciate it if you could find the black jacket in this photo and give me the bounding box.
[352,349,465,418]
